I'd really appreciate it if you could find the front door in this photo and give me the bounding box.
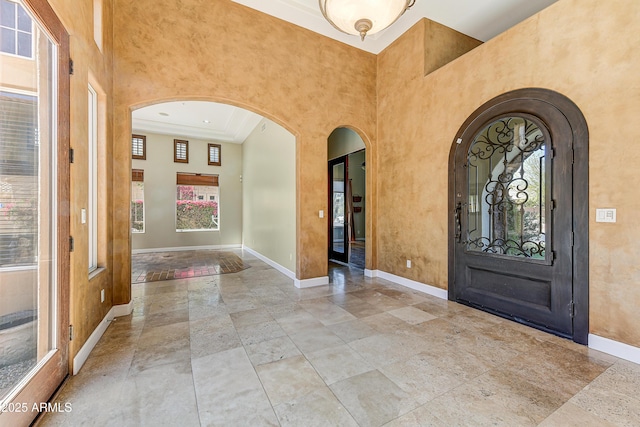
[0,0,70,424]
[450,90,584,340]
[329,157,348,263]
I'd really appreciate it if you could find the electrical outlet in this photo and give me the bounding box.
[100,289,105,303]
[406,260,412,268]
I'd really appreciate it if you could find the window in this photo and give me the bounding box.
[131,169,144,233]
[208,143,221,166]
[0,0,32,58]
[132,134,146,159]
[174,139,188,163]
[88,85,98,272]
[176,173,219,232]
[0,91,37,266]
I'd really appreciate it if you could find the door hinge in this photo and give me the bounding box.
[550,199,556,210]
[69,148,74,164]
[69,325,74,341]
[69,236,74,252]
[551,251,556,262]
[569,301,575,318]
[550,147,556,159]
[571,231,574,247]
[69,58,74,75]
[571,148,575,164]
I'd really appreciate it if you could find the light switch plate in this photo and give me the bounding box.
[319,210,324,218]
[81,208,87,224]
[596,208,616,223]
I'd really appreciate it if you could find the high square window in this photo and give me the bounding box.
[132,134,146,160]
[0,0,33,58]
[174,139,188,163]
[208,143,221,166]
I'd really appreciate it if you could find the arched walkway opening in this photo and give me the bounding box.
[128,100,297,284]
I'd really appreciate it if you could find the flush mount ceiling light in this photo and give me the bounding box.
[319,0,415,41]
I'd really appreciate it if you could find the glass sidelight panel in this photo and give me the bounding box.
[332,162,345,255]
[0,1,58,401]
[466,116,548,260]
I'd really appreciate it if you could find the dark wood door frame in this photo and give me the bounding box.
[447,88,589,344]
[329,156,349,263]
[0,0,70,425]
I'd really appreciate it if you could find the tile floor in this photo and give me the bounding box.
[38,249,640,426]
[131,250,249,283]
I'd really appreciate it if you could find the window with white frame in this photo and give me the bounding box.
[176,173,219,232]
[0,0,33,58]
[131,169,144,233]
[88,85,98,272]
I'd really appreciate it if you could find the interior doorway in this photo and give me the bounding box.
[448,88,589,344]
[327,128,366,269]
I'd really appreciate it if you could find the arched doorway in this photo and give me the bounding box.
[327,127,366,270]
[448,88,589,344]
[128,101,297,282]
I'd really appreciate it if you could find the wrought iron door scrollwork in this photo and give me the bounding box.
[465,116,548,259]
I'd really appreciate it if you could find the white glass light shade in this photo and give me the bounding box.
[319,0,413,40]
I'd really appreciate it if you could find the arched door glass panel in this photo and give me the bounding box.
[466,116,549,262]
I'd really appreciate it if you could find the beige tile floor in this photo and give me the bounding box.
[38,250,640,426]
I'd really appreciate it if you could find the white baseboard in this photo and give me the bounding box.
[294,276,329,289]
[364,269,376,278]
[372,270,448,300]
[242,246,295,280]
[132,244,241,254]
[241,246,328,289]
[72,301,133,375]
[112,300,133,317]
[72,309,114,375]
[589,334,640,365]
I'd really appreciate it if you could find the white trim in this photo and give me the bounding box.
[72,308,113,375]
[364,269,377,278]
[131,244,241,254]
[374,270,448,300]
[72,301,133,375]
[589,334,640,365]
[112,300,133,318]
[240,245,329,288]
[294,276,329,289]
[242,246,295,280]
[0,265,37,273]
[0,86,38,97]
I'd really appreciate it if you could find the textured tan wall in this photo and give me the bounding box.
[112,0,378,302]
[423,19,482,75]
[377,0,640,347]
[48,0,114,365]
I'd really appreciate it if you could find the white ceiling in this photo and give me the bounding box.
[133,0,559,142]
[132,101,263,144]
[232,0,559,54]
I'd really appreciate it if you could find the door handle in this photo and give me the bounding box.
[455,202,462,243]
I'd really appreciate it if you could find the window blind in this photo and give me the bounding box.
[176,173,218,186]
